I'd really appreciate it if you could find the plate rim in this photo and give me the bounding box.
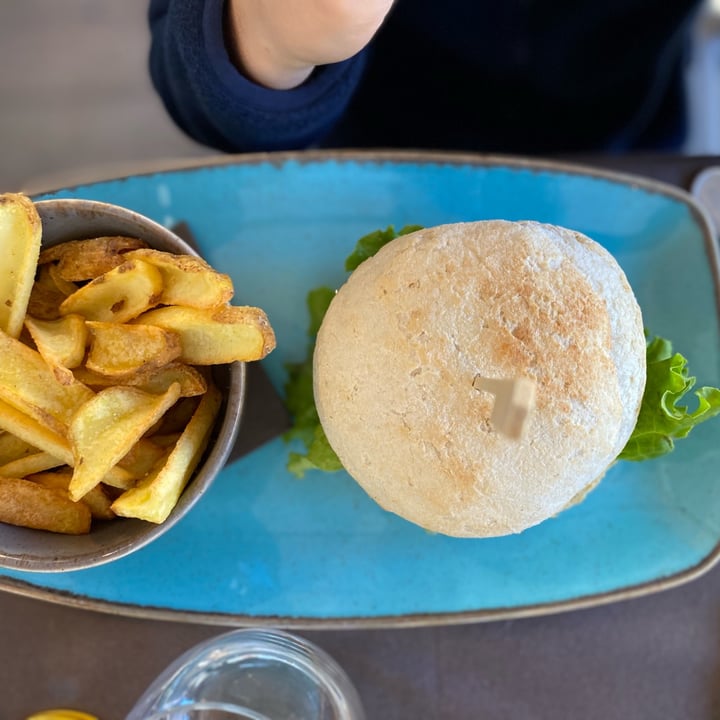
[6,149,720,629]
[0,547,718,629]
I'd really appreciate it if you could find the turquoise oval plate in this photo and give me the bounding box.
[2,151,719,628]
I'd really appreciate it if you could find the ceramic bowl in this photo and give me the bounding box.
[0,198,245,572]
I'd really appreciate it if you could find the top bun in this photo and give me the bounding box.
[313,221,646,537]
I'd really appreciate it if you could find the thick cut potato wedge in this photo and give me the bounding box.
[29,470,116,520]
[152,396,201,435]
[147,432,181,448]
[47,263,79,296]
[130,361,208,397]
[0,398,74,465]
[68,382,181,501]
[77,484,116,520]
[26,469,74,490]
[39,235,148,281]
[112,384,221,523]
[0,451,66,478]
[0,432,38,466]
[136,305,276,364]
[73,361,207,397]
[0,398,135,494]
[0,193,42,337]
[100,465,137,490]
[27,265,73,320]
[59,258,162,323]
[0,475,91,534]
[71,366,123,389]
[126,248,234,308]
[0,332,94,436]
[117,437,168,480]
[85,321,181,377]
[24,314,88,384]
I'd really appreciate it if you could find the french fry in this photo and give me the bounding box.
[151,396,201,435]
[117,437,168,480]
[74,361,208,397]
[68,382,182,501]
[27,264,71,320]
[0,475,91,534]
[0,398,136,493]
[147,432,182,448]
[26,469,73,490]
[71,365,122,389]
[85,321,181,378]
[126,248,234,308]
[24,314,88,385]
[73,362,196,391]
[0,398,74,465]
[101,465,137,491]
[0,432,38,466]
[59,258,162,323]
[129,361,207,397]
[136,305,276,364]
[28,471,116,521]
[0,332,94,436]
[77,484,117,520]
[0,451,66,478]
[112,384,221,523]
[39,235,149,281]
[47,262,79,296]
[0,193,42,337]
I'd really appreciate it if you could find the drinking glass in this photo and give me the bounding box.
[126,628,365,720]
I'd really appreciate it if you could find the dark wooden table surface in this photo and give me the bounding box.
[3,152,720,720]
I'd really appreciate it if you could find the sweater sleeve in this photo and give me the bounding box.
[148,0,368,152]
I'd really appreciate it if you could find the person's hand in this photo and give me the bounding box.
[225,0,395,89]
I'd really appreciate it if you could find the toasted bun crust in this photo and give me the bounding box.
[313,221,646,537]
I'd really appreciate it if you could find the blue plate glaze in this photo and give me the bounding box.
[2,151,719,627]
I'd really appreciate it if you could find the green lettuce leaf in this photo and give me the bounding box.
[618,335,720,461]
[344,224,423,272]
[287,424,345,477]
[283,287,334,456]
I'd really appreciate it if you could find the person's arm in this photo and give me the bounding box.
[148,0,392,153]
[224,0,394,89]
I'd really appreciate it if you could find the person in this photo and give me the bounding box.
[148,0,703,156]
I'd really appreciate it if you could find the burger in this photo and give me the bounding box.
[286,220,720,538]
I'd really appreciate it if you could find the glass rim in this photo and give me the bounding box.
[142,699,273,719]
[127,628,366,720]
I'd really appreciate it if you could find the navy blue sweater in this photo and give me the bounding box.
[149,0,701,155]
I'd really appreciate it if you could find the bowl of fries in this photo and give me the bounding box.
[0,194,276,571]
